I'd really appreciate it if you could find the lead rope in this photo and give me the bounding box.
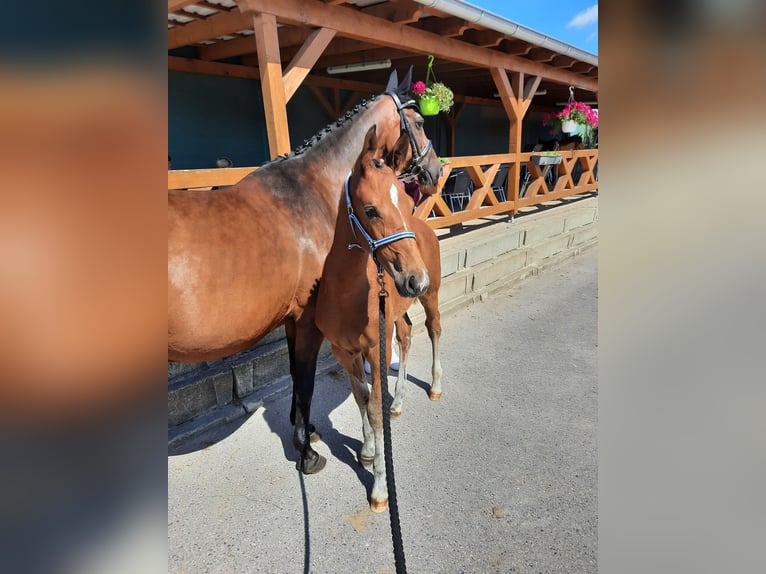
[377,267,407,574]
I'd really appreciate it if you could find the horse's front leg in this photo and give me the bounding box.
[366,343,388,513]
[333,348,375,466]
[391,315,412,417]
[421,290,443,400]
[288,319,327,474]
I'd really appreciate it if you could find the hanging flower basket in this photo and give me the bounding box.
[418,95,440,116]
[561,119,579,134]
[542,87,598,136]
[410,55,454,116]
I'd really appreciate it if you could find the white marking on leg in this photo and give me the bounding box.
[431,334,443,396]
[348,361,375,463]
[370,427,388,506]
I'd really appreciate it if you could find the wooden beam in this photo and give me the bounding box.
[463,29,505,48]
[283,27,336,102]
[490,67,518,119]
[198,34,259,61]
[362,2,423,24]
[168,55,260,79]
[168,9,250,50]
[169,56,504,109]
[521,75,542,116]
[252,12,291,158]
[198,27,315,61]
[416,16,470,38]
[239,0,598,92]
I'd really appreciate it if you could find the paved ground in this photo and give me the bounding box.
[168,247,597,574]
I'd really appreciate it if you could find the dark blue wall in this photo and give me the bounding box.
[168,71,269,170]
[168,71,560,168]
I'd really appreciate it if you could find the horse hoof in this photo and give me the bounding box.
[428,391,442,400]
[390,409,402,419]
[370,498,388,513]
[309,429,322,443]
[297,454,327,475]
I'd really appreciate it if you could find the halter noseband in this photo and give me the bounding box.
[344,172,417,266]
[386,91,434,183]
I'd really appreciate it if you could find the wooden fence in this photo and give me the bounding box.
[168,149,598,230]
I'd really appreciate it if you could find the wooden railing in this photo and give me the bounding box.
[168,149,598,230]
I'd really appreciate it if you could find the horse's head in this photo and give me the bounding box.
[348,125,429,298]
[381,67,442,192]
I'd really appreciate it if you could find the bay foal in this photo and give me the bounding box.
[316,126,430,511]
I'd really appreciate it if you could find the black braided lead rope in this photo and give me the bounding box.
[377,270,407,574]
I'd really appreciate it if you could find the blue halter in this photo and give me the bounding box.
[344,172,417,265]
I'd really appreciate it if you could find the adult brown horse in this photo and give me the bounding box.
[315,125,430,511]
[168,69,441,475]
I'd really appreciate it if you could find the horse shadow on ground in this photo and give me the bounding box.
[260,368,374,499]
[168,365,433,495]
[258,366,434,501]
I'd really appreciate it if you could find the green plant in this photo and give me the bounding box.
[411,80,454,112]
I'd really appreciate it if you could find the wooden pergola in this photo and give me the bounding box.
[168,0,597,156]
[168,0,598,227]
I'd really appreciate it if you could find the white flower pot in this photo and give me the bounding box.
[562,120,579,134]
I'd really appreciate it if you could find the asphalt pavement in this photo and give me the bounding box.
[168,247,597,574]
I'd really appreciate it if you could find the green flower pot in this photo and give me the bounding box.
[418,96,440,116]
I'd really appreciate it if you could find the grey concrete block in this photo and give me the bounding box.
[465,231,522,267]
[522,219,566,245]
[528,234,573,265]
[167,360,204,381]
[211,371,233,406]
[168,380,217,427]
[570,224,598,246]
[473,250,527,290]
[438,272,469,305]
[439,249,464,277]
[564,210,597,232]
[232,361,254,398]
[253,345,291,388]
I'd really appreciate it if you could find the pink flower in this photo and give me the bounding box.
[411,81,427,96]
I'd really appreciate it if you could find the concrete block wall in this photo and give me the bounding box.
[406,196,598,329]
[168,196,598,444]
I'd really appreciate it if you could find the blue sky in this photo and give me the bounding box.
[468,1,598,55]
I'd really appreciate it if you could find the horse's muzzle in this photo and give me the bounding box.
[396,271,429,298]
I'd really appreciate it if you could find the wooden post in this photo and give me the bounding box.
[252,12,291,158]
[490,68,540,216]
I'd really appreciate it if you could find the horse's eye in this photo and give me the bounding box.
[372,158,384,169]
[416,120,424,129]
[364,205,380,219]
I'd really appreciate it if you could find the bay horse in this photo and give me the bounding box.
[168,69,441,475]
[315,125,430,511]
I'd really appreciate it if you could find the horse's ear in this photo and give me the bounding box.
[397,66,413,97]
[362,124,378,156]
[385,69,399,94]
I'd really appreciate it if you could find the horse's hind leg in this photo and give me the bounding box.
[286,320,319,443]
[421,290,443,400]
[287,319,327,475]
[391,315,412,417]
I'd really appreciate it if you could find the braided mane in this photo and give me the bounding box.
[264,94,382,165]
